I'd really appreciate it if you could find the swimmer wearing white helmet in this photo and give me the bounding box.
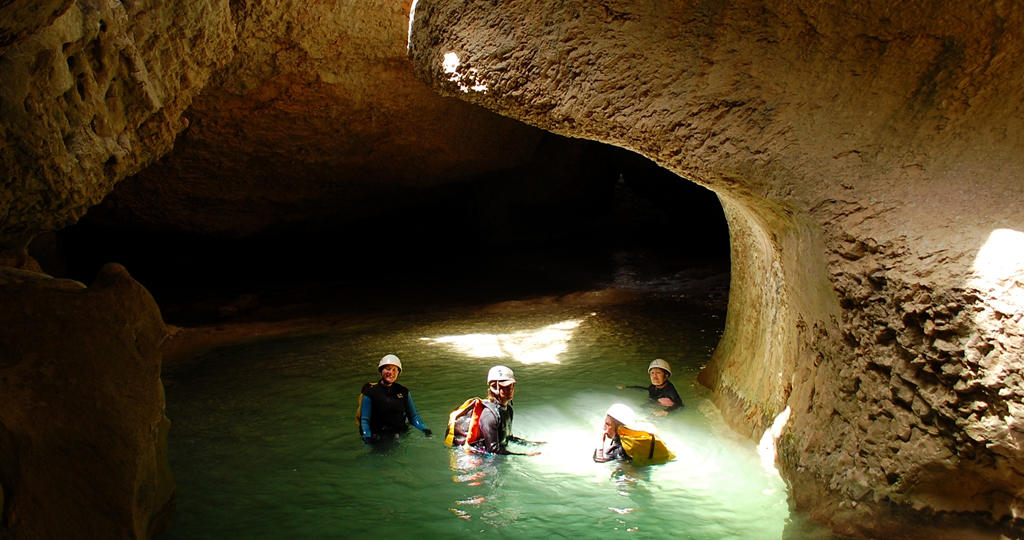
[358,354,432,443]
[593,403,636,463]
[472,365,545,455]
[618,358,683,416]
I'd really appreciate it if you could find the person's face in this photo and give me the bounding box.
[649,367,669,387]
[490,381,516,404]
[380,365,400,385]
[603,415,619,439]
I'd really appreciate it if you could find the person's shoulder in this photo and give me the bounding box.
[361,382,376,395]
[480,399,500,415]
[392,382,410,393]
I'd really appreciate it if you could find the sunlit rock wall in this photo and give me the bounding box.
[0,0,234,248]
[0,263,173,539]
[408,0,1024,537]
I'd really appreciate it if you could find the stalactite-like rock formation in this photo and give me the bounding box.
[408,1,1024,537]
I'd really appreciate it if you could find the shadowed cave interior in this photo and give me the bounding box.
[44,140,731,328]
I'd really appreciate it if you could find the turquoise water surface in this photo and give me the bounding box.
[159,284,819,539]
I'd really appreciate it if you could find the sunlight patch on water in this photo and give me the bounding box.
[419,317,585,364]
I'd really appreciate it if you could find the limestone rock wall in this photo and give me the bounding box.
[92,0,549,237]
[0,263,174,539]
[3,0,1023,537]
[0,0,71,52]
[0,0,234,248]
[408,0,1024,536]
[0,3,605,537]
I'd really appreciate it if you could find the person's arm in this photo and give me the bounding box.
[404,392,432,436]
[659,384,683,410]
[617,384,650,391]
[359,395,373,442]
[508,435,544,445]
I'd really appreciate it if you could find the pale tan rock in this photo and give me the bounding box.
[0,0,234,246]
[0,0,71,51]
[91,0,554,237]
[1,0,1022,537]
[408,0,1024,536]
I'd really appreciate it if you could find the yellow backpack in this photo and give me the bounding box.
[444,397,487,448]
[617,426,675,465]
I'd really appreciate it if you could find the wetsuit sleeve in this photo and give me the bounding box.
[359,395,373,440]
[404,392,429,432]
[665,383,683,409]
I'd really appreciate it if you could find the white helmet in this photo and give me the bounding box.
[648,358,672,376]
[487,365,516,385]
[605,403,636,427]
[378,354,402,372]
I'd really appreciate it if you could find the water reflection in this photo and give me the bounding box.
[448,450,492,520]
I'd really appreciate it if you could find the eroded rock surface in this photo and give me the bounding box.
[80,0,556,237]
[0,0,71,52]
[2,0,1023,538]
[0,0,234,246]
[0,263,173,539]
[408,0,1024,536]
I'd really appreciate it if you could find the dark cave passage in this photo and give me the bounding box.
[37,140,731,327]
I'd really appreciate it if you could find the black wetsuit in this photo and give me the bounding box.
[359,381,428,441]
[473,399,516,454]
[627,381,683,410]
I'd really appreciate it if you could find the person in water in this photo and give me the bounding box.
[358,354,431,443]
[593,403,635,463]
[473,365,544,455]
[619,358,683,416]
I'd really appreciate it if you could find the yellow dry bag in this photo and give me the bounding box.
[617,426,675,465]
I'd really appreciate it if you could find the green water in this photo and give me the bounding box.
[159,290,814,539]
